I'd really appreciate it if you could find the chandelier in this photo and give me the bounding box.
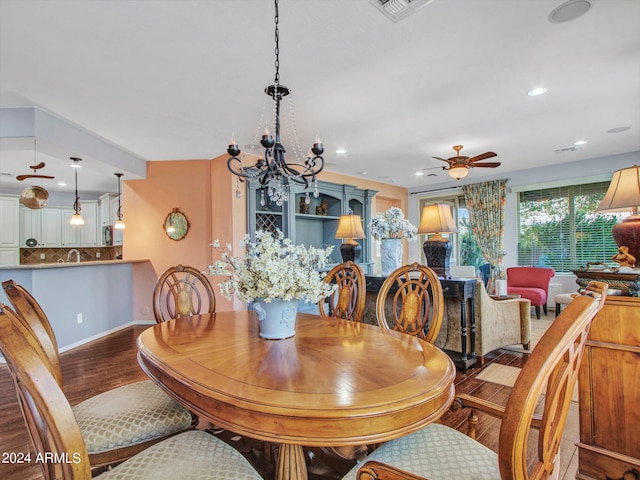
[226,0,324,206]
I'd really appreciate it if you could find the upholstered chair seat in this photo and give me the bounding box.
[73,380,194,454]
[95,430,261,480]
[342,423,500,480]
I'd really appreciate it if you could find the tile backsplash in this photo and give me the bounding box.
[20,247,123,265]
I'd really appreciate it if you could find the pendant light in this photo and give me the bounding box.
[69,157,84,225]
[113,173,126,230]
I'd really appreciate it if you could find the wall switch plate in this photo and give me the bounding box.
[40,253,46,260]
[77,313,83,324]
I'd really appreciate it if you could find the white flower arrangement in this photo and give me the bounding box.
[369,207,418,241]
[206,229,336,304]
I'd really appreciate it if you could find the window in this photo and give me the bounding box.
[517,181,628,273]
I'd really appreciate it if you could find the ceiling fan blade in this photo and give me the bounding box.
[467,152,497,163]
[470,162,501,168]
[16,174,55,181]
[432,157,451,163]
[28,162,46,170]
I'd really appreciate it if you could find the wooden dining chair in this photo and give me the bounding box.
[319,261,366,322]
[375,262,444,344]
[343,281,608,480]
[0,304,263,480]
[1,279,198,473]
[153,264,216,323]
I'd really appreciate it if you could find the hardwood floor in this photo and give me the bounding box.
[0,323,579,480]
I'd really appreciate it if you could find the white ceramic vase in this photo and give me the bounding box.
[381,238,403,276]
[253,298,298,339]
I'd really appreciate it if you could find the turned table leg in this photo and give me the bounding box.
[276,443,308,480]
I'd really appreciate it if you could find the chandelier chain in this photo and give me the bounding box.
[274,0,280,86]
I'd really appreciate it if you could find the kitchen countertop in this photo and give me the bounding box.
[0,259,150,270]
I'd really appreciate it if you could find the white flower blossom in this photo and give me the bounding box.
[369,207,417,241]
[206,229,336,304]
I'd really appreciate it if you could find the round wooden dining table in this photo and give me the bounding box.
[137,310,456,480]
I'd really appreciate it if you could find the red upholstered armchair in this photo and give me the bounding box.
[506,267,555,319]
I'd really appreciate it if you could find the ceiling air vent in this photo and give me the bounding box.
[370,0,435,23]
[553,146,577,153]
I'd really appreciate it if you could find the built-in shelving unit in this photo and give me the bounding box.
[247,180,377,273]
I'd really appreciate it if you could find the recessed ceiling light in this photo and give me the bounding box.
[573,140,587,146]
[70,163,82,168]
[607,126,631,134]
[415,171,425,176]
[549,0,592,24]
[528,87,547,96]
[335,148,347,154]
[57,182,67,187]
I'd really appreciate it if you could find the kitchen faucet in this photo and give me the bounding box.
[67,249,81,263]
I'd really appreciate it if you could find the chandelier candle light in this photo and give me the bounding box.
[226,0,324,206]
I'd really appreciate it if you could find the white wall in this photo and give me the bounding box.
[408,150,640,296]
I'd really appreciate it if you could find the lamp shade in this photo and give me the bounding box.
[418,204,458,235]
[596,165,640,213]
[335,215,366,240]
[596,165,640,264]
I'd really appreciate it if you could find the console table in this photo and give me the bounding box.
[365,275,477,372]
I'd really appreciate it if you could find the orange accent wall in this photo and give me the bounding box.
[124,159,407,321]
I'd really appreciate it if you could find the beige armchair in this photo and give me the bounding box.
[435,279,531,363]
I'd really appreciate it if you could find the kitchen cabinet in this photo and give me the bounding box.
[19,202,97,248]
[20,207,61,247]
[0,248,19,266]
[0,194,19,247]
[110,196,123,246]
[80,201,98,247]
[246,180,377,272]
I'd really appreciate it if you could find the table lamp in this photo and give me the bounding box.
[418,204,458,277]
[596,165,640,265]
[335,214,366,262]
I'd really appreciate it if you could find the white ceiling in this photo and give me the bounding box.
[1,0,639,195]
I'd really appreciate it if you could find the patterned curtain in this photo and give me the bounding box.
[463,179,507,293]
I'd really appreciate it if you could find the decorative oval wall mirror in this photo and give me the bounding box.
[164,208,189,241]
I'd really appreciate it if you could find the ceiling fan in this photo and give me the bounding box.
[433,145,500,180]
[16,161,55,210]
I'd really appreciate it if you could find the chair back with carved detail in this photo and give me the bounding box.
[319,261,366,323]
[2,279,63,386]
[375,262,444,344]
[498,280,607,479]
[0,305,92,480]
[350,281,608,480]
[0,304,262,480]
[153,264,216,323]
